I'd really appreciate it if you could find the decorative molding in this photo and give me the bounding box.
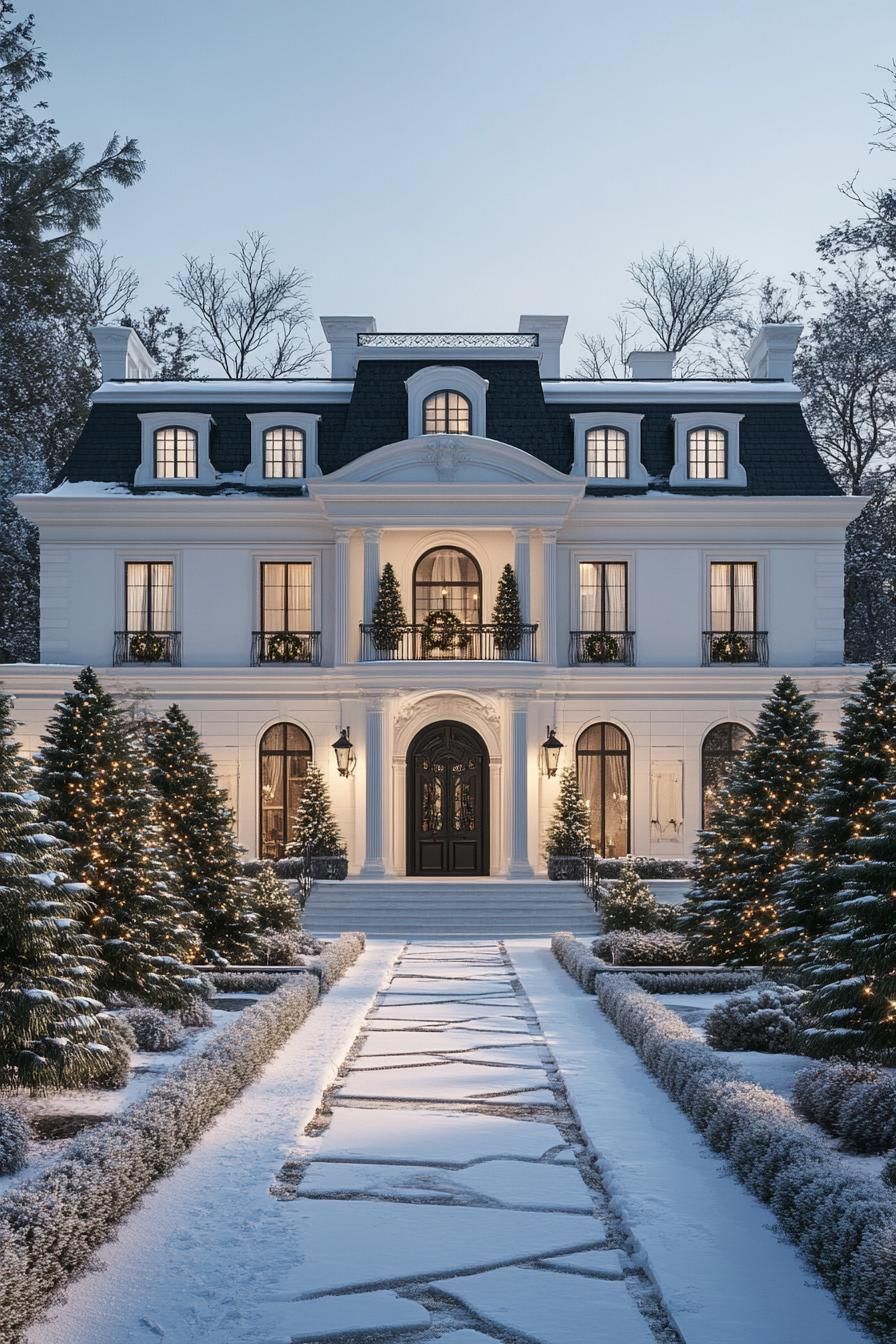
[426,440,470,481]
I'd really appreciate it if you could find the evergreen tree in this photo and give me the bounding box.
[681,675,824,966]
[777,663,896,968]
[370,563,407,653]
[286,765,346,857]
[147,703,256,964]
[0,691,113,1091]
[492,563,523,652]
[600,861,661,932]
[249,861,298,932]
[544,767,592,858]
[35,670,200,1006]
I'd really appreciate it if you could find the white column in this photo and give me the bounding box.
[513,527,531,624]
[540,528,559,665]
[333,529,352,664]
[361,698,386,876]
[508,698,534,878]
[363,528,382,625]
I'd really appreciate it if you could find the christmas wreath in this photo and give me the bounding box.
[582,631,620,663]
[128,632,168,662]
[266,632,311,663]
[711,632,749,663]
[422,609,469,654]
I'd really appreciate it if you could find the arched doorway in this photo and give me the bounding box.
[407,720,489,876]
[576,722,631,857]
[259,722,312,859]
[413,546,482,626]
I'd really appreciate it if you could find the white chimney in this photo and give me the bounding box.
[91,325,159,381]
[747,323,802,381]
[518,314,568,378]
[320,316,377,378]
[626,350,675,380]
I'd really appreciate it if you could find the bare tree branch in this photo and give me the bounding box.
[574,314,638,377]
[70,237,138,324]
[623,243,753,351]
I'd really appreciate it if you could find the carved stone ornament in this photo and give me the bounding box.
[426,438,469,481]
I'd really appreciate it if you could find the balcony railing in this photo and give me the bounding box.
[360,622,538,662]
[569,630,636,666]
[702,630,769,666]
[252,631,321,666]
[357,331,538,348]
[113,630,181,666]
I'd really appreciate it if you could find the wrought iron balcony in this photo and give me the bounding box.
[113,631,181,666]
[569,630,636,666]
[360,622,538,662]
[702,630,769,666]
[357,331,538,348]
[252,631,321,666]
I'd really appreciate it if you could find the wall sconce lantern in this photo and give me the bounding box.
[332,727,356,777]
[541,725,563,778]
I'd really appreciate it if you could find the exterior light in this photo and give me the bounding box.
[332,726,356,777]
[541,725,563,778]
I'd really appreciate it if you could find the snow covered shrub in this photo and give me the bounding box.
[593,857,690,880]
[253,928,319,965]
[593,930,691,966]
[0,1107,28,1175]
[178,998,214,1029]
[91,1016,135,1090]
[599,863,662,931]
[551,933,601,991]
[837,1077,896,1154]
[210,971,294,994]
[792,1061,883,1132]
[318,931,366,990]
[122,1007,185,1053]
[704,984,805,1053]
[883,1153,896,1189]
[630,970,762,994]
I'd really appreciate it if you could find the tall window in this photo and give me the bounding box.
[263,426,305,479]
[259,723,312,860]
[579,562,627,631]
[126,562,173,631]
[585,427,628,478]
[710,562,756,632]
[576,723,630,858]
[413,547,481,624]
[422,390,472,434]
[687,427,727,479]
[153,426,198,479]
[702,722,753,826]
[261,562,313,632]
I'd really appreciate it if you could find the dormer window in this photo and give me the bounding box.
[244,412,320,486]
[571,412,648,485]
[586,426,628,479]
[264,426,305,479]
[154,426,198,479]
[423,391,472,435]
[405,366,488,438]
[671,412,746,488]
[687,427,727,480]
[136,412,215,487]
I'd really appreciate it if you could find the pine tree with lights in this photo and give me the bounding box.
[777,663,896,969]
[0,692,113,1091]
[544,767,592,858]
[286,764,346,857]
[35,669,201,1007]
[370,563,407,653]
[249,861,298,932]
[492,563,523,653]
[681,675,824,966]
[147,703,257,964]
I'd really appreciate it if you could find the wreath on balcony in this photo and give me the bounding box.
[711,632,749,663]
[266,632,311,663]
[128,632,167,663]
[582,632,620,663]
[422,609,469,654]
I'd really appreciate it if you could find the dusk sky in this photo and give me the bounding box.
[32,0,896,372]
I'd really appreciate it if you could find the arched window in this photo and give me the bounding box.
[687,427,728,480]
[576,723,630,858]
[585,426,629,478]
[154,426,198,479]
[263,425,305,479]
[422,390,472,435]
[259,723,312,860]
[413,546,482,625]
[702,722,753,826]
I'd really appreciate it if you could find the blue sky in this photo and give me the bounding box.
[30,0,896,372]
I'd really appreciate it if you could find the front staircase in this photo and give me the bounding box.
[302,878,600,939]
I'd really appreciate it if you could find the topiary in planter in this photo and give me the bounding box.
[704,984,805,1053]
[370,563,408,654]
[491,564,523,654]
[122,1006,186,1053]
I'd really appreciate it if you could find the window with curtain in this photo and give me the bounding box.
[702,722,754,825]
[259,722,312,860]
[710,562,756,632]
[687,427,728,479]
[153,426,198,478]
[422,391,472,434]
[263,426,305,479]
[585,427,628,478]
[261,562,313,632]
[413,547,481,624]
[125,562,174,632]
[579,562,627,630]
[576,723,630,858]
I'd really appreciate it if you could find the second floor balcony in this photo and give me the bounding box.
[113,630,181,666]
[702,630,769,666]
[569,630,636,666]
[360,620,538,662]
[252,630,321,666]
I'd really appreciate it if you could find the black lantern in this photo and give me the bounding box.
[541,725,563,778]
[332,726,356,777]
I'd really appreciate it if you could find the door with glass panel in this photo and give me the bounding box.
[407,721,489,875]
[413,547,482,658]
[120,562,177,663]
[576,723,630,857]
[258,562,315,663]
[259,723,312,859]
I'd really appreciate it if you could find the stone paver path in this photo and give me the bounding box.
[263,941,681,1343]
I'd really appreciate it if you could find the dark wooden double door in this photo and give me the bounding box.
[407,721,489,876]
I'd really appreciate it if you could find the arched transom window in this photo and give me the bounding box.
[154,426,198,479]
[423,390,472,435]
[576,723,630,858]
[701,722,753,826]
[413,547,482,625]
[263,425,305,479]
[687,426,728,480]
[259,722,312,860]
[586,426,629,478]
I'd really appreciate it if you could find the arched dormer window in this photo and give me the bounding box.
[244,412,321,486]
[423,390,472,435]
[670,412,746,488]
[153,426,198,479]
[687,426,727,480]
[586,426,628,479]
[570,412,647,484]
[264,425,305,479]
[136,412,215,487]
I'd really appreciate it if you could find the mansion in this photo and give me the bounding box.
[8,315,866,880]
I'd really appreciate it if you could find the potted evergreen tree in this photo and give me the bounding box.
[286,764,348,880]
[544,766,593,880]
[491,563,523,654]
[370,563,408,656]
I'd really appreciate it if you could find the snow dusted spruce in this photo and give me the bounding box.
[703,983,805,1053]
[552,934,896,1341]
[598,859,667,931]
[121,1006,185,1052]
[286,763,347,860]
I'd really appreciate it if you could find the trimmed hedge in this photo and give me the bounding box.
[0,1108,28,1177]
[0,931,366,1343]
[209,971,295,995]
[594,858,690,880]
[593,930,691,966]
[552,934,896,1341]
[629,970,763,994]
[318,932,366,990]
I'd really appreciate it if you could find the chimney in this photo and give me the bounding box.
[518,315,568,378]
[91,325,159,381]
[320,316,377,378]
[625,350,676,380]
[747,323,803,381]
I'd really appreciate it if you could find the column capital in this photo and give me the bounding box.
[539,527,560,544]
[334,527,353,544]
[363,526,383,543]
[513,525,532,543]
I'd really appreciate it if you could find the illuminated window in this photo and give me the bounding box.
[579,562,627,631]
[263,426,305,479]
[261,562,312,632]
[585,427,629,478]
[125,562,173,632]
[423,391,472,434]
[413,547,481,625]
[710,562,756,632]
[576,723,630,858]
[153,427,198,479]
[687,427,728,479]
[259,723,312,860]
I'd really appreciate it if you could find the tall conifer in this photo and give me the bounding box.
[544,768,592,858]
[286,765,346,857]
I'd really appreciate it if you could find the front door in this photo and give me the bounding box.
[407,721,489,876]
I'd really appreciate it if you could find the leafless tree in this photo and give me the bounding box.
[624,243,752,351]
[170,231,322,377]
[704,275,807,378]
[71,238,139,324]
[574,314,638,378]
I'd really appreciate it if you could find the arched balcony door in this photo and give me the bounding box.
[576,722,631,857]
[259,722,312,859]
[413,546,482,626]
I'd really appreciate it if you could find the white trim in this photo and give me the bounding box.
[244,411,321,486]
[545,381,802,404]
[405,366,489,439]
[570,412,648,486]
[670,412,746,489]
[135,412,216,487]
[94,380,352,404]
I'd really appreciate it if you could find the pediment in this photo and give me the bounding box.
[318,435,571,485]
